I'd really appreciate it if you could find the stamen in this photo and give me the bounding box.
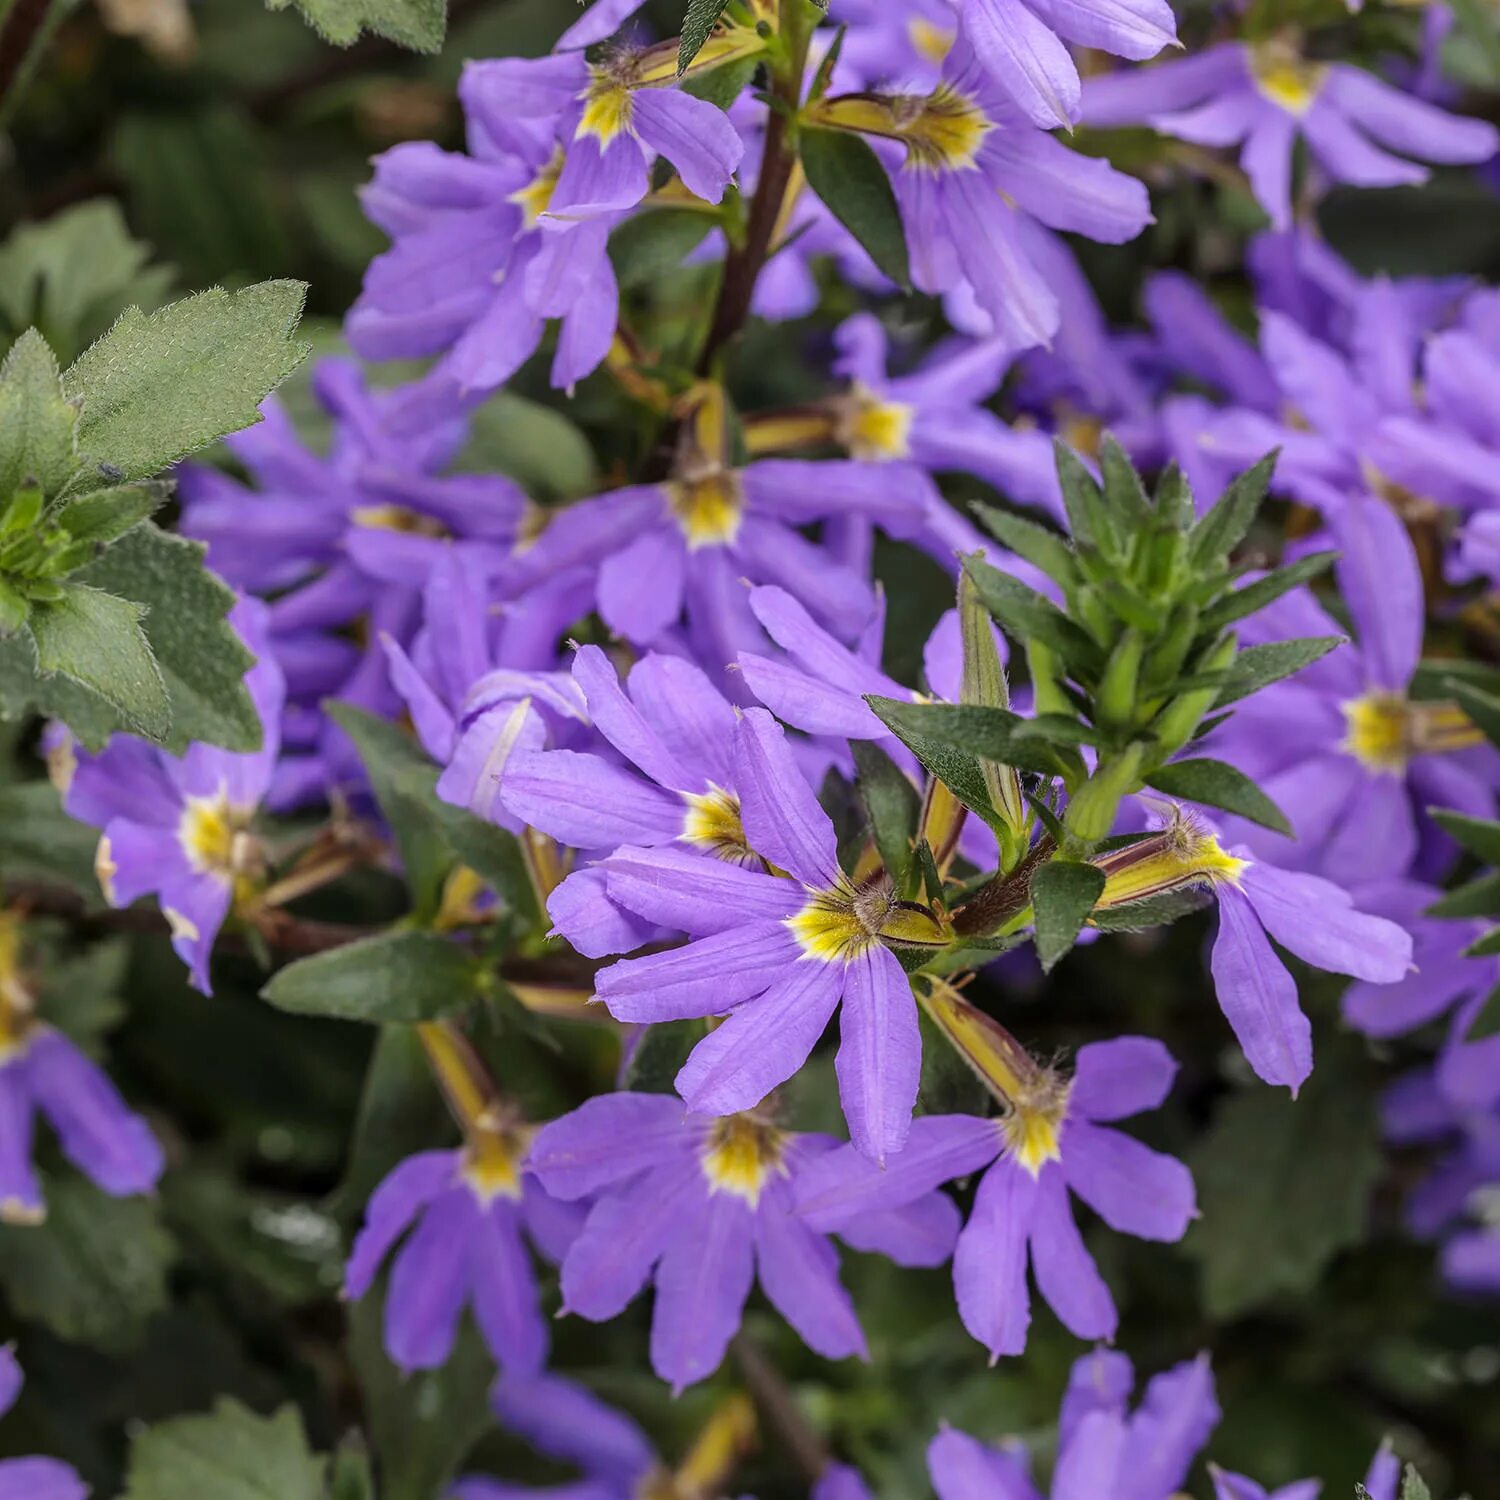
[680,786,760,866]
[700,1115,786,1206]
[838,386,915,461]
[666,472,744,547]
[1250,40,1327,115]
[1342,692,1482,774]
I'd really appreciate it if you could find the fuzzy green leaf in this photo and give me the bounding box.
[868,697,1082,782]
[1425,872,1500,919]
[262,930,480,1024]
[0,328,80,501]
[609,210,717,290]
[971,502,1077,590]
[865,696,1003,828]
[1029,859,1105,970]
[29,582,169,739]
[1146,757,1293,836]
[799,127,910,288]
[852,739,920,892]
[122,1398,326,1500]
[962,554,1102,673]
[57,479,168,543]
[1212,635,1346,708]
[267,0,445,50]
[1430,808,1500,864]
[1449,678,1500,748]
[1198,551,1337,635]
[678,0,733,71]
[78,523,260,751]
[1186,1036,1381,1318]
[1188,452,1278,568]
[0,1176,176,1351]
[63,281,309,481]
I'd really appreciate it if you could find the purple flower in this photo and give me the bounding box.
[50,599,284,994]
[1383,1067,1500,1296]
[928,1347,1220,1499]
[381,549,590,830]
[0,1348,87,1500]
[798,1034,1195,1360]
[498,458,927,667]
[529,1092,959,1391]
[1083,43,1498,230]
[1206,498,1495,888]
[0,917,162,1222]
[345,1128,582,1375]
[1342,880,1500,1110]
[591,709,932,1161]
[500,644,766,959]
[1211,1445,1402,1500]
[178,363,523,806]
[807,34,1149,353]
[1095,809,1412,1092]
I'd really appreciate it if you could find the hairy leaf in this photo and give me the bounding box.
[1213,635,1346,708]
[853,739,920,892]
[267,0,445,50]
[1146,758,1293,836]
[800,126,910,288]
[64,281,309,480]
[678,0,733,72]
[262,930,480,1024]
[1029,859,1105,970]
[0,329,80,499]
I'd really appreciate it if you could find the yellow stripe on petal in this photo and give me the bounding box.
[578,76,635,143]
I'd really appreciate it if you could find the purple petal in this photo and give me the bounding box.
[549,135,649,218]
[501,749,684,849]
[835,946,921,1164]
[346,1149,458,1297]
[1333,496,1422,691]
[597,527,687,646]
[573,646,695,790]
[676,960,842,1116]
[529,1092,693,1199]
[954,1160,1036,1360]
[546,865,660,960]
[1053,1411,1127,1500]
[650,1191,755,1390]
[1061,1120,1196,1241]
[0,1458,88,1500]
[490,1370,654,1483]
[967,0,1081,128]
[1210,886,1314,1091]
[732,708,842,887]
[1069,1036,1179,1122]
[754,1179,866,1360]
[1029,1166,1118,1338]
[928,1427,1039,1500]
[630,88,744,205]
[835,1192,963,1268]
[25,1031,163,1196]
[469,1199,548,1373]
[385,1186,476,1370]
[602,846,801,934]
[1120,1353,1221,1497]
[624,653,738,786]
[595,921,796,1022]
[1239,862,1413,983]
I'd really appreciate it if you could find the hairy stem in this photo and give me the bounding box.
[950,834,1057,940]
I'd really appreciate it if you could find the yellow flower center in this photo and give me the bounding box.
[1001,1077,1069,1177]
[510,145,566,228]
[578,74,635,144]
[1094,812,1247,909]
[786,885,879,963]
[179,788,255,880]
[1250,42,1327,115]
[908,16,955,65]
[1342,692,1481,774]
[839,387,915,461]
[666,472,744,548]
[680,786,760,866]
[462,1119,526,1204]
[806,85,991,173]
[700,1115,786,1206]
[349,503,447,538]
[0,914,36,1059]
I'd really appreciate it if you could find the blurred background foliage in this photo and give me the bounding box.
[0,1,1499,1497]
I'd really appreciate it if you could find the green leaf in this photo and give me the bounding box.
[0,199,174,362]
[962,554,1102,673]
[0,778,102,890]
[1029,859,1105,971]
[799,127,910,288]
[78,523,260,752]
[121,1398,326,1500]
[456,391,598,504]
[0,329,80,501]
[1185,1036,1381,1318]
[609,210,718,290]
[1212,635,1346,708]
[1198,551,1337,635]
[28,582,169,739]
[1463,926,1500,958]
[267,0,445,50]
[853,739,919,891]
[1089,884,1212,931]
[1450,678,1500,748]
[623,1018,706,1093]
[865,696,1001,828]
[1462,983,1500,1043]
[327,702,537,926]
[1097,435,1151,529]
[262,930,480,1024]
[329,1442,375,1500]
[63,281,309,481]
[868,697,1082,781]
[1430,808,1500,864]
[1399,1464,1432,1500]
[1054,441,1116,555]
[971,502,1077,590]
[1188,451,1278,568]
[1146,757,1293,836]
[1425,872,1500,919]
[348,1295,491,1500]
[56,479,168,543]
[0,0,72,130]
[0,1176,176,1351]
[678,0,733,72]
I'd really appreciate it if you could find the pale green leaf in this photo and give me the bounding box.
[262,930,480,1024]
[63,281,309,481]
[0,329,81,500]
[1029,859,1105,970]
[800,126,910,288]
[267,0,445,49]
[1146,757,1293,836]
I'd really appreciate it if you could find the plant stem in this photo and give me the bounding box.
[731,1332,829,1482]
[695,0,815,374]
[950,834,1056,940]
